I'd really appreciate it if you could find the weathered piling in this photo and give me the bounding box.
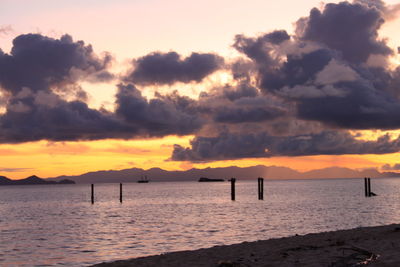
[91,184,94,204]
[364,177,376,197]
[364,177,368,197]
[258,177,264,200]
[368,178,371,197]
[231,178,236,201]
[120,183,123,203]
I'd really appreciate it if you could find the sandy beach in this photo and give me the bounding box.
[92,224,400,267]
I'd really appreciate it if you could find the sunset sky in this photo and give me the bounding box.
[1,0,400,179]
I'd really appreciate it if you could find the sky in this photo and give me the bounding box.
[1,0,400,179]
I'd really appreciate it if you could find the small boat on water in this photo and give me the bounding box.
[198,177,224,182]
[137,175,149,183]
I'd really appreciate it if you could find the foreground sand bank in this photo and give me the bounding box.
[93,224,400,266]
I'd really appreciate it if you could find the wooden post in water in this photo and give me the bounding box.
[258,177,264,200]
[120,183,123,203]
[91,184,94,204]
[261,178,264,200]
[364,177,368,197]
[367,178,371,197]
[231,178,236,201]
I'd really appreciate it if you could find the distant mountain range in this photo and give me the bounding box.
[45,165,400,184]
[0,175,75,186]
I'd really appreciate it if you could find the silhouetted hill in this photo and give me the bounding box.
[0,175,75,186]
[301,167,382,179]
[46,165,400,184]
[17,175,53,185]
[0,176,12,185]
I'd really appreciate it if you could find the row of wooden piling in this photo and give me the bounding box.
[91,183,123,204]
[230,177,264,201]
[90,177,376,203]
[90,178,265,203]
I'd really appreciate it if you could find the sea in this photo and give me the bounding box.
[1,178,400,266]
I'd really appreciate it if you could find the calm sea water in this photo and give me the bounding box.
[1,178,400,266]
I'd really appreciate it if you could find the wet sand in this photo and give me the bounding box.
[92,224,400,266]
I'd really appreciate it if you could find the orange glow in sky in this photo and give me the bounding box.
[0,135,399,179]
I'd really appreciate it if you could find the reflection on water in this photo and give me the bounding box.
[1,178,400,266]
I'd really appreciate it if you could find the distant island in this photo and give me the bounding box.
[44,165,400,184]
[0,175,75,186]
[198,177,224,182]
[3,165,400,185]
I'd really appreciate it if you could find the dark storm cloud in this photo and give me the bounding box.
[172,131,400,161]
[354,0,400,21]
[169,0,400,161]
[260,49,334,91]
[115,83,203,136]
[386,67,400,97]
[240,1,400,131]
[126,52,224,85]
[212,104,283,123]
[0,32,218,142]
[296,81,400,129]
[219,83,259,101]
[210,95,286,124]
[299,1,392,63]
[0,34,113,95]
[0,82,206,143]
[198,83,287,124]
[233,30,290,67]
[172,132,271,161]
[230,59,255,81]
[262,52,400,130]
[0,94,134,143]
[0,33,139,143]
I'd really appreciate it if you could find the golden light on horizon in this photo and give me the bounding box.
[1,133,398,179]
[0,136,189,179]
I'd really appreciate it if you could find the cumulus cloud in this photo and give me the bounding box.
[198,83,287,124]
[277,85,347,99]
[354,0,400,21]
[296,81,400,129]
[211,100,284,123]
[115,83,203,136]
[172,131,400,162]
[242,1,400,131]
[0,33,207,142]
[299,1,392,63]
[0,81,211,143]
[259,49,334,91]
[0,97,131,143]
[315,59,359,85]
[0,34,113,96]
[233,30,290,67]
[125,51,224,85]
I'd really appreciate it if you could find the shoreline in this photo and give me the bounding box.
[92,224,400,266]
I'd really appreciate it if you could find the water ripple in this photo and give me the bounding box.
[1,179,400,266]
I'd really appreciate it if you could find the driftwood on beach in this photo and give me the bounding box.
[92,224,400,267]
